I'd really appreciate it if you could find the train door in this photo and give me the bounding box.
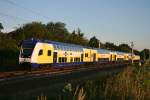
[93,53,96,62]
[81,54,83,62]
[53,52,57,63]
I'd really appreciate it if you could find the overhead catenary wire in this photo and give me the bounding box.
[0,11,30,32]
[0,12,28,22]
[2,0,51,20]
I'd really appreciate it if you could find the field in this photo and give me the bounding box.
[54,64,150,100]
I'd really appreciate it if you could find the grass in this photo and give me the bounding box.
[37,64,150,100]
[72,65,150,100]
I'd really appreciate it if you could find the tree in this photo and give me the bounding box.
[46,22,69,35]
[104,42,118,50]
[140,49,150,60]
[76,28,84,37]
[134,50,140,55]
[0,23,4,32]
[46,22,69,42]
[66,30,88,46]
[9,22,49,42]
[118,44,131,52]
[88,36,100,48]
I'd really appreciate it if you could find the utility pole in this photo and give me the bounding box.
[99,41,101,48]
[131,42,134,64]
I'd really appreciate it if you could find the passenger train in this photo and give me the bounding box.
[19,39,140,68]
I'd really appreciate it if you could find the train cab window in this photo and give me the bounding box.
[47,50,51,56]
[38,49,43,56]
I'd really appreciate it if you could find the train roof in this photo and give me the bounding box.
[94,48,111,54]
[21,39,133,54]
[116,51,126,55]
[22,39,84,51]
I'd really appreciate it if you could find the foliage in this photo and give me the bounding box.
[104,42,118,51]
[9,22,49,43]
[134,49,140,55]
[0,33,19,67]
[68,66,149,100]
[88,36,100,48]
[140,49,150,60]
[67,30,88,46]
[0,23,3,32]
[118,43,131,52]
[46,22,69,42]
[46,22,68,35]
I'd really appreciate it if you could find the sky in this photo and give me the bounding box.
[0,0,150,50]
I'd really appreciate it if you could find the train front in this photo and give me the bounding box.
[19,40,36,64]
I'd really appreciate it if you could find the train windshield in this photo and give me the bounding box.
[21,43,35,58]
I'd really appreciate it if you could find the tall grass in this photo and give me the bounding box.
[36,65,149,100]
[74,65,149,100]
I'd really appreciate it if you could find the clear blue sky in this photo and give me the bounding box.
[0,0,150,50]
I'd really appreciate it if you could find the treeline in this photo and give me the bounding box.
[0,21,149,67]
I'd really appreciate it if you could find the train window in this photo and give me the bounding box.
[63,46,66,50]
[63,57,65,62]
[66,46,68,51]
[74,58,76,62]
[59,57,62,63]
[62,46,64,50]
[78,58,80,62]
[56,45,59,50]
[117,58,124,61]
[64,46,67,51]
[38,49,43,56]
[54,45,57,50]
[57,45,61,50]
[62,57,65,62]
[85,53,88,57]
[57,45,60,50]
[65,57,67,62]
[70,58,73,62]
[75,58,79,62]
[47,50,51,56]
[98,58,109,61]
[74,58,80,62]
[69,48,71,51]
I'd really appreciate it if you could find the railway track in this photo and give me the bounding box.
[0,62,129,81]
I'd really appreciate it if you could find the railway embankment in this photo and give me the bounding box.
[0,63,149,100]
[0,65,126,100]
